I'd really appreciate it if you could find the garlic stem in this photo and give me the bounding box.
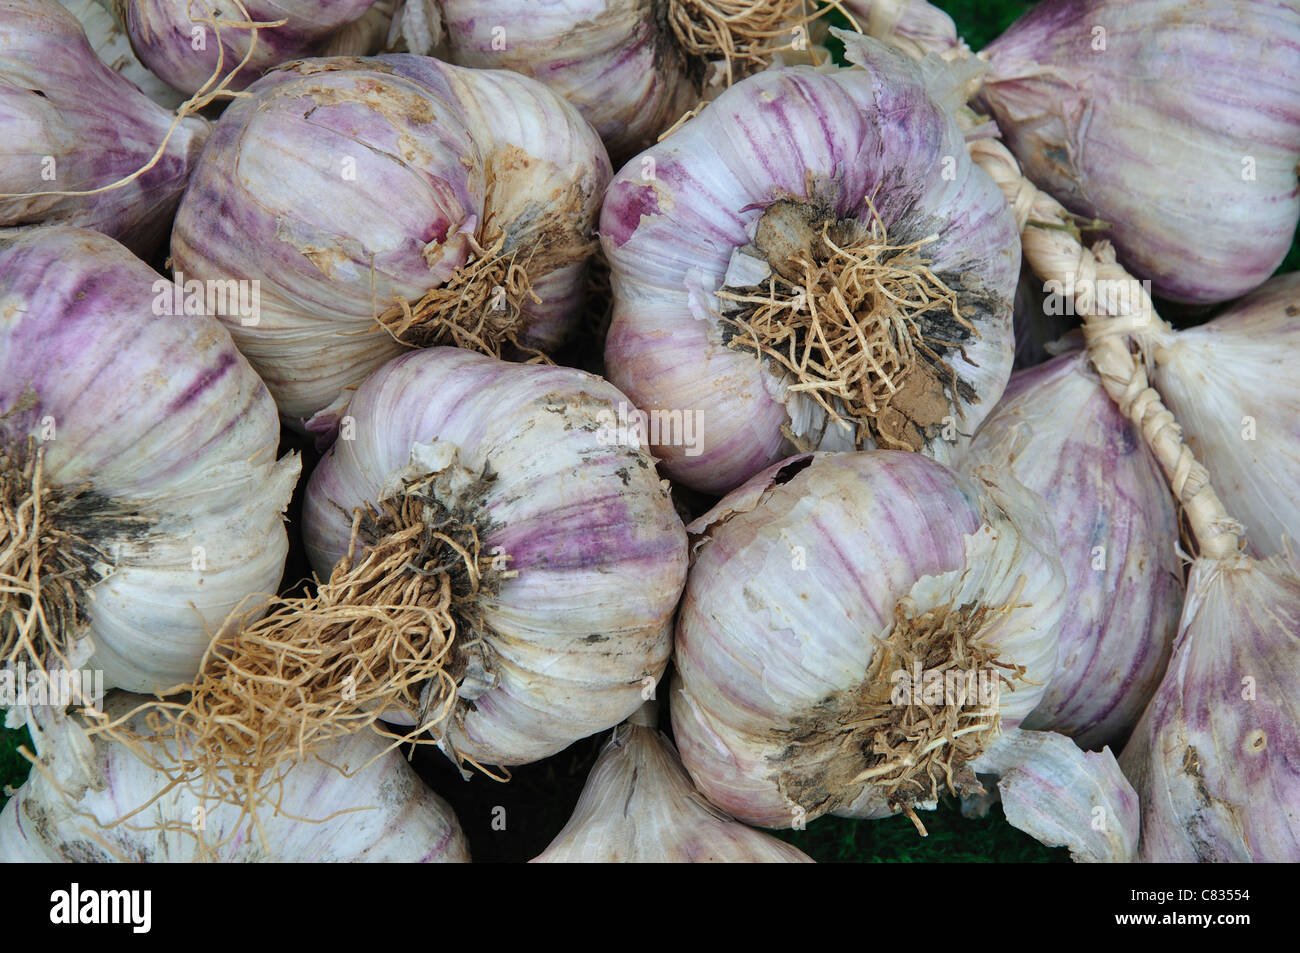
[966,135,1242,560]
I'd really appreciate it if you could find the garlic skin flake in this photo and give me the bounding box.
[303,348,688,767]
[0,0,209,256]
[171,54,610,429]
[0,695,470,863]
[672,451,1064,828]
[1120,553,1300,862]
[973,728,1138,863]
[533,714,812,863]
[958,351,1183,749]
[1148,273,1300,560]
[978,0,1300,305]
[602,33,1019,495]
[0,227,298,696]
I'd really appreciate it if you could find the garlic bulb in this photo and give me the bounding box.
[672,450,1064,829]
[117,0,382,94]
[300,348,687,767]
[976,0,1300,305]
[0,0,209,256]
[170,54,610,429]
[55,1,186,109]
[0,227,297,698]
[973,728,1138,863]
[1146,273,1300,559]
[602,32,1020,495]
[0,694,470,862]
[533,705,812,863]
[957,350,1183,749]
[436,0,698,163]
[1120,553,1300,861]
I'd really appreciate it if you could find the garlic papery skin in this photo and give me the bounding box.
[0,0,209,256]
[1120,553,1300,861]
[956,350,1183,750]
[55,1,187,109]
[118,0,381,95]
[532,712,812,862]
[672,450,1064,829]
[1147,273,1300,560]
[0,694,470,862]
[972,728,1138,863]
[840,0,965,61]
[978,0,1300,305]
[0,227,298,697]
[300,348,687,767]
[602,32,1019,496]
[170,54,610,430]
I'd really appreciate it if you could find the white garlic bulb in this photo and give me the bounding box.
[0,694,470,862]
[533,705,812,863]
[672,450,1064,829]
[0,227,297,699]
[54,0,187,108]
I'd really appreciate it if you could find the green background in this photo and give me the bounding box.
[3,0,1296,863]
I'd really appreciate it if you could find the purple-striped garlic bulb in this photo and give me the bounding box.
[276,347,683,769]
[1121,552,1300,861]
[1145,273,1300,560]
[0,227,297,701]
[977,0,1300,305]
[602,32,1019,496]
[956,350,1183,749]
[436,1,847,163]
[672,451,1064,830]
[0,694,470,862]
[170,55,610,431]
[532,704,812,863]
[0,0,209,256]
[116,0,383,94]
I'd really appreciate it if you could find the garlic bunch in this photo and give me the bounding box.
[1120,552,1300,861]
[533,704,811,862]
[116,0,384,94]
[0,227,297,699]
[672,450,1065,830]
[170,54,610,429]
[436,1,846,162]
[973,728,1138,863]
[0,694,470,862]
[0,0,209,255]
[1145,273,1300,559]
[957,350,1183,749]
[603,32,1019,495]
[55,1,186,109]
